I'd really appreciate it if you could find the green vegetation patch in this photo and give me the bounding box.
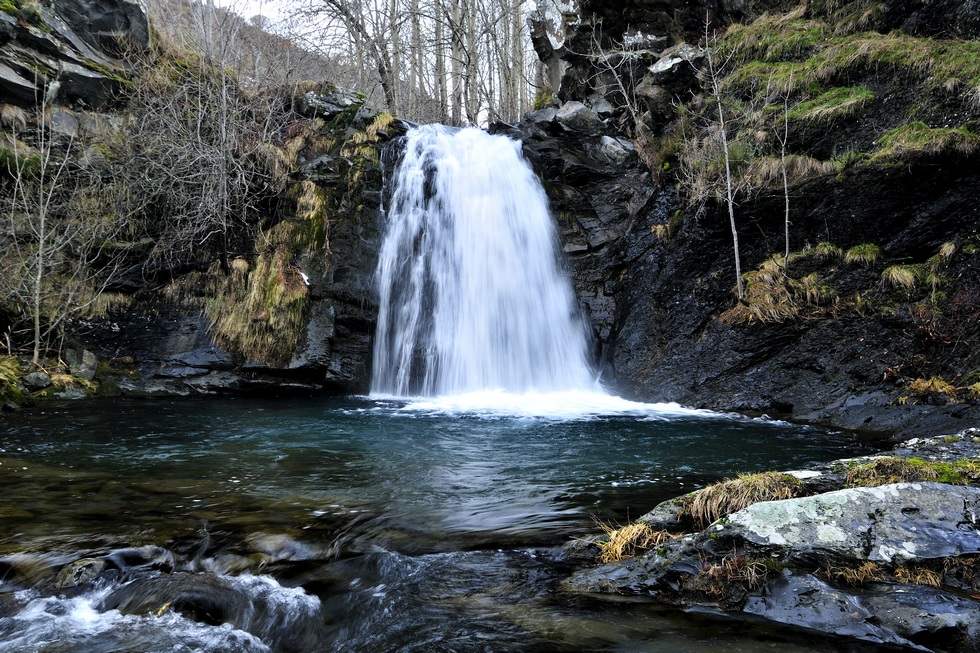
[200,240,309,368]
[726,20,980,108]
[843,243,880,265]
[0,142,41,179]
[787,86,874,123]
[846,456,980,487]
[0,356,30,407]
[725,16,829,62]
[872,122,980,161]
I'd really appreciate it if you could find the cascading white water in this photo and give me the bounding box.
[371,125,597,397]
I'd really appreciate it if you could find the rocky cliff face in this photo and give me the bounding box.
[0,0,148,108]
[516,0,980,440]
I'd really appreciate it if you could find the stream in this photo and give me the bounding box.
[0,395,881,652]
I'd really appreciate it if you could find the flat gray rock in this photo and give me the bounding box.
[721,482,980,564]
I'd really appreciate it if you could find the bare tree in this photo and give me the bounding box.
[703,21,744,300]
[108,4,291,277]
[776,71,794,277]
[1,88,126,364]
[294,0,535,124]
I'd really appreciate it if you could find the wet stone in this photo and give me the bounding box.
[57,557,107,588]
[22,372,51,391]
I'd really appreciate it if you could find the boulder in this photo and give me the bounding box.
[742,571,922,649]
[555,101,604,133]
[295,89,364,120]
[22,372,51,391]
[64,348,98,381]
[721,482,980,565]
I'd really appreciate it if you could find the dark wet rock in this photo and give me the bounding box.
[21,372,51,392]
[0,0,149,109]
[742,571,923,649]
[245,533,320,562]
[64,348,98,381]
[56,557,107,588]
[0,552,74,590]
[517,0,980,442]
[295,89,364,120]
[862,582,980,651]
[567,434,980,652]
[100,572,325,650]
[555,101,605,133]
[104,545,176,573]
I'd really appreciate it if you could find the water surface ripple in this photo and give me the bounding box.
[0,397,877,652]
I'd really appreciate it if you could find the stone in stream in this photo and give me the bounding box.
[565,457,980,652]
[718,482,980,565]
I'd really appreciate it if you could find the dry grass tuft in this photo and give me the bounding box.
[823,561,886,585]
[0,104,27,132]
[743,155,835,188]
[907,377,957,399]
[696,551,770,599]
[684,472,805,527]
[48,373,96,393]
[720,254,838,325]
[894,567,942,588]
[595,521,678,563]
[844,243,881,265]
[882,265,919,291]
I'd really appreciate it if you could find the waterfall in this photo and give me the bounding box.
[371,125,597,397]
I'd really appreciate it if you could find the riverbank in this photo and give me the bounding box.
[564,431,980,652]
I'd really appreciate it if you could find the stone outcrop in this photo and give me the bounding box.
[0,0,149,108]
[564,433,980,652]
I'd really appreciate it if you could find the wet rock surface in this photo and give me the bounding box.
[564,432,980,652]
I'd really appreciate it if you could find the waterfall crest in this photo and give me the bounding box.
[371,125,596,397]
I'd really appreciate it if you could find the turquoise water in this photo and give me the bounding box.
[0,396,877,652]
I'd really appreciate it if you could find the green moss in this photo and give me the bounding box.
[0,356,30,407]
[725,17,829,62]
[1,0,43,26]
[873,122,980,161]
[726,15,980,109]
[846,456,980,487]
[788,86,873,123]
[533,85,554,110]
[0,146,42,178]
[843,243,881,265]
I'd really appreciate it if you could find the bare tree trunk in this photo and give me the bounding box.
[435,0,448,120]
[705,22,744,300]
[780,72,794,277]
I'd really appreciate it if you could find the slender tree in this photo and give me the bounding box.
[703,21,744,300]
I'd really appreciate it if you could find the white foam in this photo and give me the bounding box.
[371,389,725,421]
[0,574,319,653]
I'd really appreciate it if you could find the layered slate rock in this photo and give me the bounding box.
[0,0,149,108]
